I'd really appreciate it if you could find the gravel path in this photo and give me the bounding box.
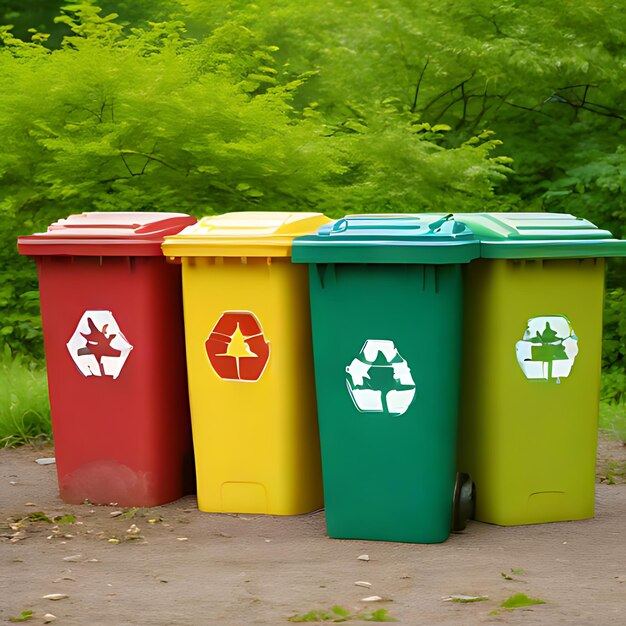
[1,434,625,625]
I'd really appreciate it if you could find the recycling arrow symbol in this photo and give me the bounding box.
[346,339,416,416]
[66,310,133,379]
[205,311,270,382]
[515,314,579,383]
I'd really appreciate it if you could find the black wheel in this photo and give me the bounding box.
[452,472,475,532]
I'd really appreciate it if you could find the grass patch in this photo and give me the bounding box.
[599,401,626,442]
[0,344,51,447]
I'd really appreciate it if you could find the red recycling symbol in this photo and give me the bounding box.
[205,311,270,382]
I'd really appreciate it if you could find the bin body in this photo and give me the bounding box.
[456,212,626,525]
[18,212,197,507]
[293,215,479,543]
[162,212,330,515]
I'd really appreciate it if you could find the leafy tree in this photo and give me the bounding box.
[180,0,625,226]
[0,1,508,357]
[0,0,178,47]
[0,1,507,217]
[178,0,626,379]
[1,0,624,378]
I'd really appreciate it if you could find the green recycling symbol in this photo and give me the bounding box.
[345,340,416,416]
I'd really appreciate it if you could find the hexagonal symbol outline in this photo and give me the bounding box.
[205,310,270,383]
[66,310,133,379]
[515,314,579,383]
[345,339,416,416]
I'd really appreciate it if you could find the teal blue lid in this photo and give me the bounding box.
[455,212,626,259]
[292,214,480,264]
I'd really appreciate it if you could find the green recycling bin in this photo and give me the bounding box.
[455,212,626,526]
[293,214,478,543]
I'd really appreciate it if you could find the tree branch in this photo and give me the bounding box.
[457,81,468,129]
[498,97,553,117]
[472,11,508,37]
[119,149,177,171]
[546,92,625,120]
[120,153,135,176]
[467,87,491,133]
[556,83,599,92]
[422,72,476,114]
[411,58,430,113]
[98,175,132,184]
[579,104,625,120]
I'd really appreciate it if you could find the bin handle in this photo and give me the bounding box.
[428,214,454,232]
[329,218,349,233]
[427,214,472,236]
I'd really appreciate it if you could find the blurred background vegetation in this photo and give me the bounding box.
[1,0,624,443]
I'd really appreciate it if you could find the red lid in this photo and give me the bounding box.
[17,212,197,257]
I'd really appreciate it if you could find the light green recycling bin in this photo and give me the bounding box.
[456,212,626,525]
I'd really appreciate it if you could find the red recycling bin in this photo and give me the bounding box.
[18,212,197,506]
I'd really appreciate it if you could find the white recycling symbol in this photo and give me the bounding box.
[66,310,133,379]
[346,339,416,416]
[515,314,579,383]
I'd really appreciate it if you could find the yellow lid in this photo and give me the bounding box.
[161,211,331,258]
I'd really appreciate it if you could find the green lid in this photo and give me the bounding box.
[455,212,626,259]
[292,214,480,264]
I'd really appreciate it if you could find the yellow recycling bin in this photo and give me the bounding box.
[162,212,330,515]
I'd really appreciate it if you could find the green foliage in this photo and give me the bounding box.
[601,289,626,405]
[8,611,33,623]
[180,0,626,227]
[4,2,625,227]
[0,1,505,220]
[500,593,546,609]
[602,290,626,369]
[20,511,77,524]
[0,0,624,409]
[0,15,327,216]
[0,343,51,447]
[0,0,509,361]
[25,511,54,523]
[288,608,340,623]
[0,233,43,358]
[601,368,626,406]
[288,606,394,623]
[119,507,140,520]
[362,610,395,623]
[170,0,626,400]
[0,0,181,48]
[599,401,626,443]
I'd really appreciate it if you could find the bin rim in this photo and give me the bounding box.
[17,212,197,257]
[478,239,626,259]
[292,213,480,264]
[454,212,626,260]
[161,211,331,259]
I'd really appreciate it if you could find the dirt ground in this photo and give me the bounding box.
[1,434,625,626]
